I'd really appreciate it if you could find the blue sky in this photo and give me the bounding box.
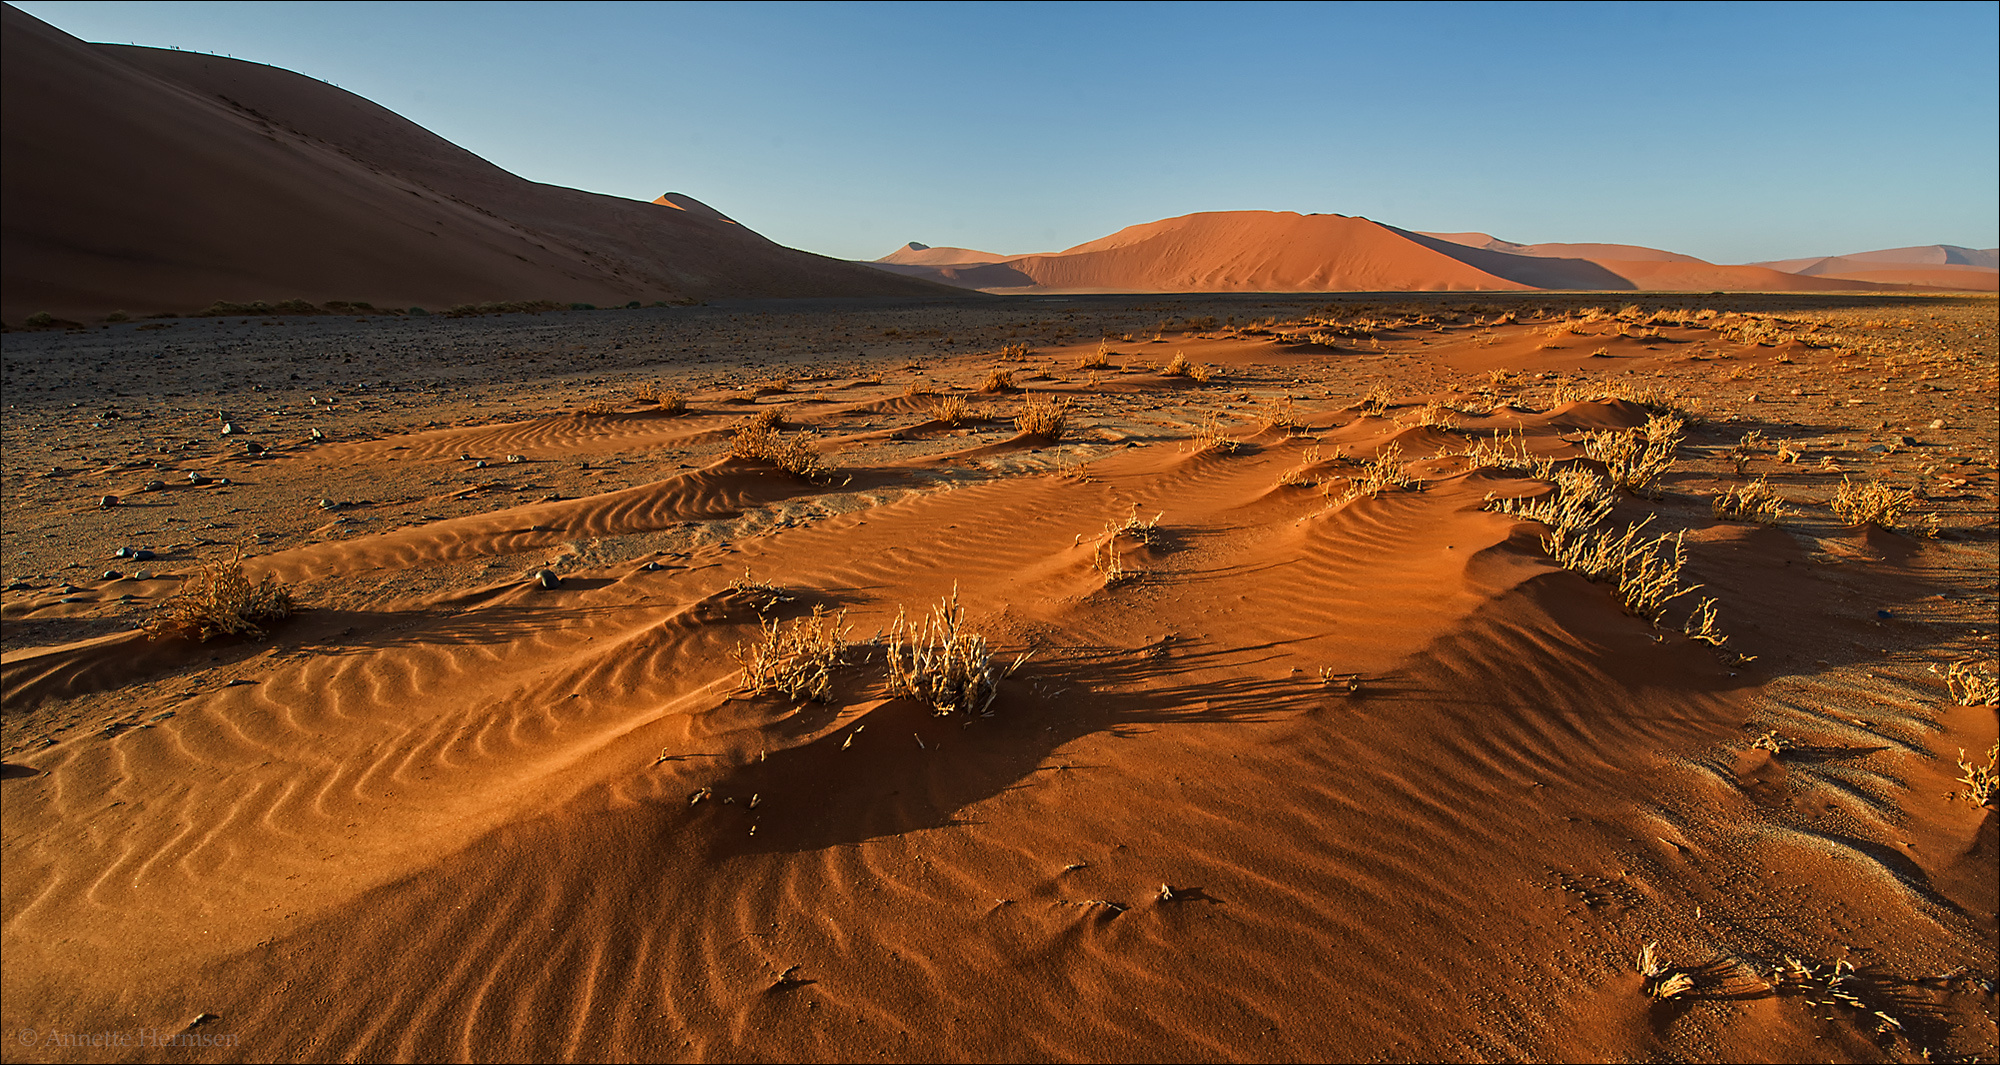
[17,1,1999,262]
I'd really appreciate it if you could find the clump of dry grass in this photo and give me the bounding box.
[1092,502,1164,579]
[1078,343,1114,370]
[1832,477,1928,533]
[1554,517,1698,623]
[884,586,1030,716]
[1711,477,1788,523]
[997,342,1032,359]
[1404,400,1461,430]
[1954,743,1998,807]
[1262,394,1303,432]
[1190,411,1240,455]
[143,549,295,641]
[932,394,972,426]
[633,382,688,414]
[1681,596,1733,651]
[980,369,1018,393]
[1581,412,1683,492]
[1486,467,1616,534]
[1015,394,1072,439]
[1327,444,1415,506]
[1449,430,1548,474]
[728,569,793,613]
[1357,383,1393,416]
[1637,943,1695,1000]
[731,420,825,478]
[1159,351,1217,382]
[734,605,851,702]
[1940,661,1998,706]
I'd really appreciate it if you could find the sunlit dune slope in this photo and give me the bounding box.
[875,210,1912,294]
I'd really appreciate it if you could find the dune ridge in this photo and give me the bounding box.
[870,211,1958,295]
[0,5,948,322]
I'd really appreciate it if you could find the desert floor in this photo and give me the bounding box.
[3,292,1995,1063]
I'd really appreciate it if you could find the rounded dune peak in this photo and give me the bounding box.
[650,192,737,225]
[876,243,1015,266]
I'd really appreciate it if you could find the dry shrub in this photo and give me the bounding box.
[144,550,295,641]
[1942,661,1998,706]
[1358,383,1393,416]
[932,393,972,426]
[1711,477,1788,523]
[1405,400,1461,430]
[1450,430,1545,473]
[1078,343,1113,370]
[735,605,850,702]
[1091,507,1162,584]
[1638,943,1695,1000]
[1015,394,1071,439]
[1328,444,1415,506]
[731,420,825,478]
[1581,413,1683,492]
[1486,467,1615,534]
[1551,516,1697,623]
[729,570,793,613]
[1955,743,1998,807]
[634,382,688,414]
[1832,477,1928,532]
[998,342,1032,359]
[980,369,1018,393]
[1262,394,1302,431]
[884,587,1030,716]
[1189,411,1240,454]
[1161,351,1193,376]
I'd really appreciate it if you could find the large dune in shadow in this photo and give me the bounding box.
[0,5,946,321]
[872,210,1916,294]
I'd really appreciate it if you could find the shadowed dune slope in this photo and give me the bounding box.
[0,5,947,321]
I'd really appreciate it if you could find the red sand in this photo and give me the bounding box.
[4,294,1995,1062]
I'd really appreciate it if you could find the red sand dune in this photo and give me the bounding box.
[1751,245,1999,291]
[0,5,945,321]
[3,299,1995,1061]
[1422,232,1709,263]
[874,211,1912,294]
[877,241,1018,266]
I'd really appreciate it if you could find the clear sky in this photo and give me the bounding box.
[17,1,1999,263]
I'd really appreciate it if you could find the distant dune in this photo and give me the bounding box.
[877,242,1018,266]
[0,4,945,321]
[870,211,1932,294]
[1749,245,1999,291]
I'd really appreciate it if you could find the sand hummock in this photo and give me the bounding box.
[3,292,1994,1062]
